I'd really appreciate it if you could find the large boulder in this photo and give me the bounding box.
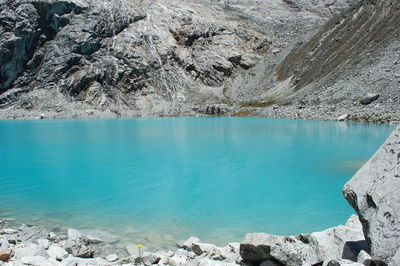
[63,229,94,258]
[240,215,368,265]
[343,126,400,263]
[13,243,47,259]
[309,215,366,262]
[240,233,321,265]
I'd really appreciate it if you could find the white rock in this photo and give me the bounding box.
[310,223,364,262]
[197,258,240,266]
[125,244,140,256]
[14,243,47,259]
[337,114,349,121]
[61,256,109,266]
[19,255,54,266]
[182,236,200,250]
[1,229,18,234]
[105,254,118,262]
[134,252,161,265]
[79,230,118,244]
[357,250,372,264]
[168,254,188,266]
[48,232,57,240]
[215,245,240,261]
[67,229,82,241]
[0,240,10,250]
[240,233,320,265]
[344,126,400,263]
[37,239,50,249]
[47,245,68,261]
[192,243,218,255]
[345,215,362,230]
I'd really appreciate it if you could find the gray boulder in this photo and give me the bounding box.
[310,215,366,262]
[343,126,400,263]
[64,229,94,258]
[134,251,161,265]
[14,243,47,259]
[47,245,68,261]
[240,233,321,265]
[360,93,380,105]
[17,224,49,243]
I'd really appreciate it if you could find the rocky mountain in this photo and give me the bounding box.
[0,0,359,119]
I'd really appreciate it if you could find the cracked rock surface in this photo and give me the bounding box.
[344,126,400,264]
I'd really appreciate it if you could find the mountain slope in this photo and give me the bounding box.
[0,0,356,119]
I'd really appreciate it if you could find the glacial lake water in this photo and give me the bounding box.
[0,117,395,248]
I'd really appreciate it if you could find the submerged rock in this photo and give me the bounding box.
[343,126,400,263]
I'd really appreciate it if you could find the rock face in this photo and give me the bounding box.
[0,0,357,119]
[344,126,400,264]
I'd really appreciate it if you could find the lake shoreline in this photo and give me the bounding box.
[0,104,399,124]
[0,214,371,265]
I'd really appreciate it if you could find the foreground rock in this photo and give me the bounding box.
[344,126,400,264]
[0,213,389,266]
[240,215,369,266]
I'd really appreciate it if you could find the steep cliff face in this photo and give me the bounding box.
[0,0,356,118]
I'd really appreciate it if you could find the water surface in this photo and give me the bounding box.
[0,118,394,247]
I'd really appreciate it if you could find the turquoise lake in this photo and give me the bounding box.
[0,118,395,248]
